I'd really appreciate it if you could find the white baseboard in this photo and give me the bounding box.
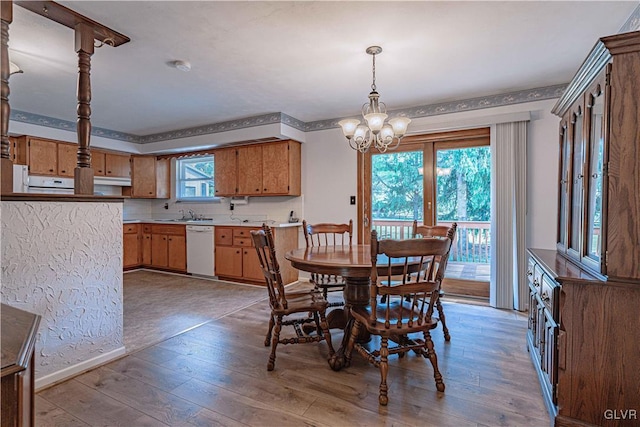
[35,346,126,391]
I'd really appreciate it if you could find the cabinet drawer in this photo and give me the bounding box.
[232,227,259,238]
[233,237,254,247]
[215,228,233,246]
[123,224,139,234]
[151,224,185,235]
[540,274,558,314]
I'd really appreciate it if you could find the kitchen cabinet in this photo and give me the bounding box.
[141,225,152,266]
[8,136,27,165]
[124,156,170,199]
[150,224,186,272]
[214,225,299,284]
[105,152,131,178]
[214,140,301,197]
[237,145,263,195]
[529,30,640,427]
[262,140,301,195]
[93,151,106,176]
[57,143,77,177]
[123,224,140,269]
[213,148,237,196]
[27,137,57,176]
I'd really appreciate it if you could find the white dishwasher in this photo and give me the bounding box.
[186,225,215,277]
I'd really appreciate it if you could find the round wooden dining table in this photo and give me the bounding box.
[285,244,425,370]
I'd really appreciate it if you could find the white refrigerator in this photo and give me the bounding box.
[12,164,28,192]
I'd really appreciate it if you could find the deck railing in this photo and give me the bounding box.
[372,219,491,264]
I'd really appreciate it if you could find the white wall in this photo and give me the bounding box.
[1,201,125,390]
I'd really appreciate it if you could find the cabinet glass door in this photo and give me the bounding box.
[569,109,584,256]
[558,125,570,251]
[585,91,605,264]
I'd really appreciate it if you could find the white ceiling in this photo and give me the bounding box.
[7,1,639,137]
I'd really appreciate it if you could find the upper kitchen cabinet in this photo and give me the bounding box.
[92,150,106,176]
[214,147,238,197]
[215,140,301,197]
[105,152,131,178]
[552,30,640,281]
[262,140,301,196]
[123,156,169,199]
[27,137,57,176]
[237,145,263,195]
[57,143,77,177]
[8,136,27,165]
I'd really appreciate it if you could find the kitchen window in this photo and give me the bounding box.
[176,156,215,201]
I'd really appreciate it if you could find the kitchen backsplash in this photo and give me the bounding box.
[123,195,304,224]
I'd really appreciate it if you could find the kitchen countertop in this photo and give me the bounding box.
[123,219,302,228]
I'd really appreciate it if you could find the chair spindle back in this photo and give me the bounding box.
[370,230,452,329]
[251,225,288,310]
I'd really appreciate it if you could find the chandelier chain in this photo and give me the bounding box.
[371,53,377,92]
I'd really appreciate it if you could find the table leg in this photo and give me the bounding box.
[329,276,370,371]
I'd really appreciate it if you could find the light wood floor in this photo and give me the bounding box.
[35,278,550,426]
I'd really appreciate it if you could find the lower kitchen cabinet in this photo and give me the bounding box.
[150,224,186,272]
[123,224,140,269]
[215,245,243,278]
[214,225,299,285]
[141,225,152,266]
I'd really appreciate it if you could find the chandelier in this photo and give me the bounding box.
[338,46,411,153]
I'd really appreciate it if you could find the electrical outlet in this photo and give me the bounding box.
[350,196,356,205]
[230,203,234,211]
[163,202,169,210]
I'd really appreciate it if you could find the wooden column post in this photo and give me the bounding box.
[74,22,94,195]
[1,0,13,194]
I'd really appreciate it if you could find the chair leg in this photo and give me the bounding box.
[436,298,451,341]
[423,330,445,392]
[343,319,361,368]
[312,311,322,336]
[264,315,275,346]
[267,316,282,371]
[379,337,389,406]
[318,310,335,358]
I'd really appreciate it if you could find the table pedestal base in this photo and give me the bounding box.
[328,276,371,371]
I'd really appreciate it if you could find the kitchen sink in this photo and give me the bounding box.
[188,218,214,222]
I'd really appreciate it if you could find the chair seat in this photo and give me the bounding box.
[350,301,438,337]
[273,290,329,316]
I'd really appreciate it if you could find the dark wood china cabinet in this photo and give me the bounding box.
[528,30,640,427]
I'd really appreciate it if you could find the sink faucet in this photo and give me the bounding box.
[188,209,195,219]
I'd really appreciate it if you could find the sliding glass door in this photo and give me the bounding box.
[359,128,491,298]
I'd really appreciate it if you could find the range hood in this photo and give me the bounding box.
[94,176,132,186]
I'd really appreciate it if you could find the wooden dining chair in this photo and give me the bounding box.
[251,225,335,371]
[302,219,353,307]
[344,230,452,405]
[411,220,457,341]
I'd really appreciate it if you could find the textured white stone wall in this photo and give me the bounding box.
[1,201,124,380]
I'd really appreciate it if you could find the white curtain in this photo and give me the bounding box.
[490,121,528,310]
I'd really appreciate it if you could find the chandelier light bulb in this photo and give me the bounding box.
[338,46,411,153]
